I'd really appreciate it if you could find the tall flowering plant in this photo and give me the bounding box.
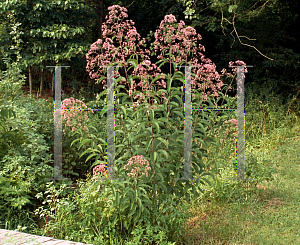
[70,4,248,237]
[84,4,247,186]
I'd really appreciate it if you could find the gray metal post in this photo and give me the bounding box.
[107,66,116,180]
[229,65,253,181]
[175,66,201,181]
[99,66,123,181]
[46,65,70,181]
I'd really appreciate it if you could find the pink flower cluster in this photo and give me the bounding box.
[53,97,94,134]
[123,155,151,179]
[92,163,107,180]
[152,13,226,98]
[86,5,167,105]
[224,118,238,124]
[229,60,248,78]
[92,156,151,181]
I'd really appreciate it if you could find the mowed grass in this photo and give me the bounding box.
[181,116,300,244]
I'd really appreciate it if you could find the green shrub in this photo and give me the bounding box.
[243,150,277,186]
[0,131,54,211]
[0,98,56,212]
[34,175,190,244]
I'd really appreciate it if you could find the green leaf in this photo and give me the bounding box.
[153,121,160,134]
[200,175,213,187]
[133,210,141,225]
[157,137,169,148]
[79,148,92,159]
[151,151,158,162]
[157,149,169,159]
[0,106,16,121]
[167,77,173,93]
[123,188,134,199]
[136,205,142,221]
[130,201,137,213]
[85,153,98,163]
[136,121,147,135]
[131,106,148,118]
[172,110,184,119]
[157,59,169,69]
[131,147,147,157]
[228,4,238,13]
[137,197,143,210]
[77,138,91,150]
[145,137,152,152]
[127,59,138,69]
[158,182,168,194]
[198,118,212,129]
[156,116,170,125]
[150,109,154,120]
[116,192,120,206]
[156,171,165,182]
[130,133,148,145]
[114,92,128,98]
[119,106,127,119]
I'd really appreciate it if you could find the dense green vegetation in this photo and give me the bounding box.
[0,0,299,244]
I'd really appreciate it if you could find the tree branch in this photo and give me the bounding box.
[221,6,274,60]
[125,0,136,8]
[231,12,274,60]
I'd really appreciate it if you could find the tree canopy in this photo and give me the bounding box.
[0,0,299,102]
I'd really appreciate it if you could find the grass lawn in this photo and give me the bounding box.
[182,126,300,244]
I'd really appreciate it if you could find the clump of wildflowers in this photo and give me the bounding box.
[53,97,94,135]
[124,155,151,180]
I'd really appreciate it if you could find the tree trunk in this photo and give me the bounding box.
[29,66,32,98]
[99,0,104,40]
[40,68,43,96]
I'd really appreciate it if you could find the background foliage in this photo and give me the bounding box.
[1,0,299,105]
